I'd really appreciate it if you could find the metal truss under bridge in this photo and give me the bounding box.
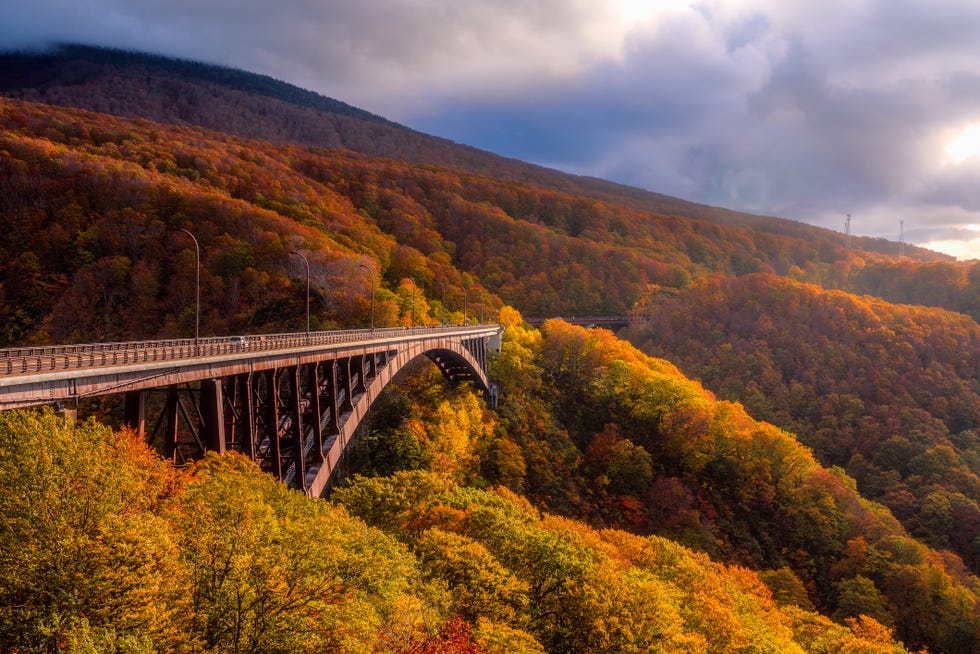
[0,324,502,496]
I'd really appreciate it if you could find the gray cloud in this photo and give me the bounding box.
[4,0,980,257]
[417,1,980,256]
[2,0,623,113]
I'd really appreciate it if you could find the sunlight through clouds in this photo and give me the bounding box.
[922,225,980,261]
[612,0,690,30]
[945,123,980,166]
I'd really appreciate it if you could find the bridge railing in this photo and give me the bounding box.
[0,324,498,377]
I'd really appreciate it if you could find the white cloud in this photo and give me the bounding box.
[921,226,980,261]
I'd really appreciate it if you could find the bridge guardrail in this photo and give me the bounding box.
[0,325,499,377]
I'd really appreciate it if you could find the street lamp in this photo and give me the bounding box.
[178,228,200,355]
[409,278,416,328]
[462,285,468,325]
[437,280,446,326]
[358,263,375,330]
[290,251,310,342]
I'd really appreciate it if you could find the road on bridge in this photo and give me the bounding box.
[0,324,500,410]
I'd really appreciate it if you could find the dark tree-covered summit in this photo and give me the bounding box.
[0,43,393,125]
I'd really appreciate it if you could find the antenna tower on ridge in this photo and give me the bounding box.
[899,220,905,258]
[845,213,852,249]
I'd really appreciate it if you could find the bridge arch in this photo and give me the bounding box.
[307,337,492,496]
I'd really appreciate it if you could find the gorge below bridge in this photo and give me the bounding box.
[0,324,501,497]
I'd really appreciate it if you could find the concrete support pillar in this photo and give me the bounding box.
[264,368,282,480]
[287,365,306,490]
[164,387,179,462]
[239,373,256,458]
[346,357,357,406]
[201,379,226,453]
[324,361,340,435]
[338,358,353,415]
[123,391,145,436]
[307,364,325,463]
[355,354,367,394]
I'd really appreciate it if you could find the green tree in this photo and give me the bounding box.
[415,528,529,623]
[0,409,192,652]
[165,452,422,653]
[833,576,893,627]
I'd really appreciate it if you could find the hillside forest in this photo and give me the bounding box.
[0,317,948,653]
[2,52,980,653]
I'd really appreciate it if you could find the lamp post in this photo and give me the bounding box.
[290,251,310,342]
[178,228,200,355]
[410,279,416,328]
[462,285,468,325]
[437,280,446,326]
[358,263,375,330]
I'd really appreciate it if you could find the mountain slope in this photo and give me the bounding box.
[1,94,934,344]
[1,408,919,653]
[627,274,980,570]
[477,316,979,652]
[0,43,948,262]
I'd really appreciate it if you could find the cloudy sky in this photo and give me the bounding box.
[5,0,980,259]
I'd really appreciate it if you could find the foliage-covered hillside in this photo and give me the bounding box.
[627,275,980,572]
[1,334,921,653]
[487,315,980,652]
[845,260,980,321]
[0,94,930,345]
[0,97,498,345]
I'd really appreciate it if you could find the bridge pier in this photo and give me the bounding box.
[324,361,340,436]
[305,364,325,475]
[123,390,145,435]
[201,379,225,454]
[163,387,179,462]
[287,365,305,491]
[225,372,255,458]
[260,368,282,480]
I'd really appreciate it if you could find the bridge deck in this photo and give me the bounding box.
[0,325,501,410]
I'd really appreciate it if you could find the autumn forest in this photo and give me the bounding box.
[2,46,980,653]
